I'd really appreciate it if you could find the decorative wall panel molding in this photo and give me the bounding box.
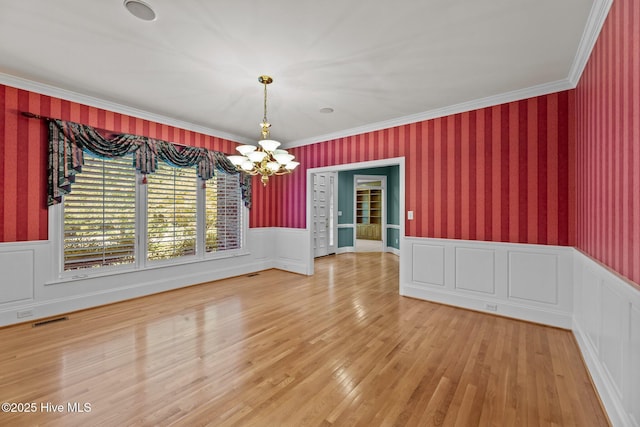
[0,229,284,327]
[508,251,558,304]
[455,247,495,294]
[412,244,445,286]
[0,243,41,304]
[401,237,574,328]
[573,250,640,427]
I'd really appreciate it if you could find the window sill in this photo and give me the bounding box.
[46,249,251,286]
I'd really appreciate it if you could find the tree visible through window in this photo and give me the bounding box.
[147,163,197,261]
[64,155,136,270]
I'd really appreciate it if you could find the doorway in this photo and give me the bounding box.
[305,157,405,276]
[354,175,386,252]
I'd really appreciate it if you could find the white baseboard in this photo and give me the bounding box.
[573,319,631,427]
[272,227,311,275]
[337,246,355,254]
[572,249,640,427]
[0,228,288,327]
[386,246,400,256]
[3,232,639,427]
[402,283,572,328]
[336,246,398,255]
[271,260,309,275]
[400,237,574,329]
[401,237,640,425]
[0,260,269,327]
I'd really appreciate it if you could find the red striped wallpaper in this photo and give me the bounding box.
[251,91,576,246]
[1,85,577,247]
[575,0,640,286]
[0,84,239,242]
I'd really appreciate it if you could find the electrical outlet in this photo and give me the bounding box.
[17,310,33,319]
[485,304,497,312]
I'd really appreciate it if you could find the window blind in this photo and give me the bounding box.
[61,152,244,273]
[147,163,198,261]
[63,155,136,270]
[205,173,242,252]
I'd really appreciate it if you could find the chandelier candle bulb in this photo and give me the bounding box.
[273,153,294,164]
[241,160,254,171]
[259,140,281,151]
[285,161,300,170]
[236,145,257,155]
[247,151,267,163]
[226,75,300,186]
[227,155,247,166]
[267,162,281,172]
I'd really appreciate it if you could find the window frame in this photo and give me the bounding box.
[49,157,249,282]
[61,155,138,271]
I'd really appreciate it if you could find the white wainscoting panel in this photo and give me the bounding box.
[401,237,573,328]
[581,265,602,354]
[0,229,278,327]
[455,247,495,294]
[5,233,640,426]
[572,249,640,427]
[412,244,445,286]
[508,251,558,304]
[0,250,34,303]
[246,227,273,263]
[272,227,311,275]
[600,281,626,399]
[631,305,640,426]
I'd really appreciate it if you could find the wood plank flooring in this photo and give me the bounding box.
[0,253,609,426]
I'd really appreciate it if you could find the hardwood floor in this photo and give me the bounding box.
[0,253,608,426]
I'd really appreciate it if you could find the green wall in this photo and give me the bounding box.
[337,165,400,249]
[387,228,400,249]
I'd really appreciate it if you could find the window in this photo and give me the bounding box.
[60,153,245,274]
[205,173,242,252]
[147,163,197,261]
[63,155,136,270]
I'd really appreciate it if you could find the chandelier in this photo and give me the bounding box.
[227,75,300,186]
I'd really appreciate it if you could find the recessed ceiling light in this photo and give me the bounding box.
[319,107,334,114]
[124,0,156,21]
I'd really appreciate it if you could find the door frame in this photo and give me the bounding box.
[312,171,338,257]
[305,157,405,276]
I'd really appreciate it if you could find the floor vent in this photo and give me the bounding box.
[33,316,69,327]
[247,273,259,277]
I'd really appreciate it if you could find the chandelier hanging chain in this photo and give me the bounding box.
[260,75,272,140]
[263,80,268,126]
[226,75,300,186]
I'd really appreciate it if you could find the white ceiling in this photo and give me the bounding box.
[0,0,597,147]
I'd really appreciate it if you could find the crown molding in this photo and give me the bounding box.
[567,0,613,87]
[284,79,572,149]
[3,0,611,152]
[285,0,613,149]
[0,72,253,145]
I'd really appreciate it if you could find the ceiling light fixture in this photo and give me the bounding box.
[227,76,300,186]
[124,0,156,21]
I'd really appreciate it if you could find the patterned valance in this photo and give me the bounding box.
[48,119,251,208]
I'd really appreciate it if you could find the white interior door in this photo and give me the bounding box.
[313,173,336,257]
